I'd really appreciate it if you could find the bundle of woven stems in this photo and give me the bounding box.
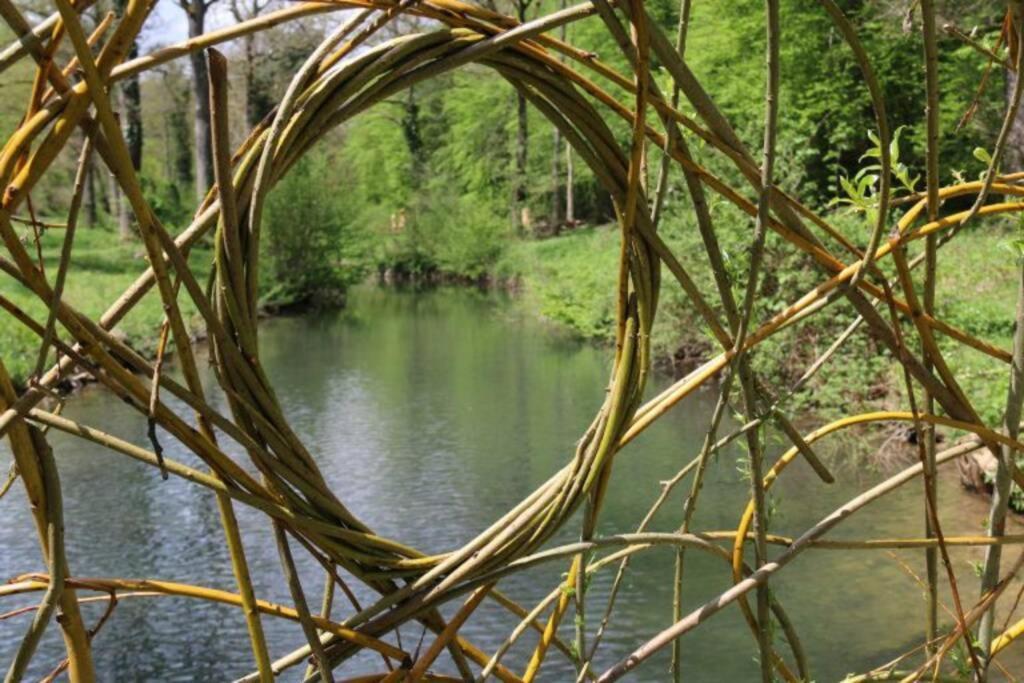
[3,0,1024,679]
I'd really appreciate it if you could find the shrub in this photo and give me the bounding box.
[419,190,508,279]
[261,151,368,309]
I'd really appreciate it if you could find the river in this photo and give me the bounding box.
[1,286,1022,681]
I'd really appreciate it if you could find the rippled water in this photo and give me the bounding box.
[1,286,1022,680]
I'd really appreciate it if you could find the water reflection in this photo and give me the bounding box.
[1,286,1021,680]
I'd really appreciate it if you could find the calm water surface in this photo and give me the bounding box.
[1,286,1022,681]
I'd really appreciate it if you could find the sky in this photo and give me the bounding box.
[144,0,237,49]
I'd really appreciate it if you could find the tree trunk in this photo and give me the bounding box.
[513,1,530,235]
[187,3,214,202]
[231,0,270,129]
[565,144,574,225]
[121,58,143,170]
[83,150,97,227]
[402,86,425,181]
[107,169,122,236]
[117,186,132,238]
[115,0,142,239]
[550,126,562,236]
[243,34,258,128]
[167,76,195,192]
[172,105,194,190]
[515,90,528,234]
[116,89,135,240]
[559,0,573,229]
[1006,66,1024,173]
[99,161,112,216]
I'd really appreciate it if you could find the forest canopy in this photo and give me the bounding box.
[0,0,1010,288]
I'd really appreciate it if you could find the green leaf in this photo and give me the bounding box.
[839,175,858,200]
[889,125,906,162]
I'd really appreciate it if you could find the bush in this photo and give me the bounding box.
[496,225,619,339]
[419,191,508,278]
[261,151,368,309]
[143,177,191,229]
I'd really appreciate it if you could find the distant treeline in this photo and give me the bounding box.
[0,0,1010,301]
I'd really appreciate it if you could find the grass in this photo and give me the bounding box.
[934,223,1019,426]
[3,214,1018,433]
[0,226,211,387]
[493,217,1022,427]
[495,225,621,341]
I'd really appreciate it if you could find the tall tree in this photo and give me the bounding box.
[178,0,218,201]
[229,0,274,129]
[114,0,142,239]
[565,133,574,224]
[83,158,98,226]
[550,0,572,234]
[401,85,426,182]
[1005,21,1024,172]
[160,65,195,195]
[550,119,563,235]
[511,0,533,234]
[560,0,573,227]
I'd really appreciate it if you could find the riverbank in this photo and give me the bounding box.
[8,220,1018,411]
[7,221,1018,420]
[5,221,1020,508]
[489,221,1024,510]
[0,228,211,390]
[494,222,1019,426]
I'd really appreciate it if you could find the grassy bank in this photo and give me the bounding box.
[0,228,211,387]
[5,219,1017,424]
[2,216,1022,515]
[492,218,1023,513]
[495,221,1020,429]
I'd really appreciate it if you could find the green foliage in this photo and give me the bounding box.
[343,103,418,209]
[831,126,920,223]
[434,73,513,205]
[339,72,522,278]
[0,227,210,387]
[142,177,192,229]
[864,126,921,194]
[286,0,1010,293]
[496,226,619,339]
[679,0,1003,205]
[418,191,508,278]
[261,149,369,308]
